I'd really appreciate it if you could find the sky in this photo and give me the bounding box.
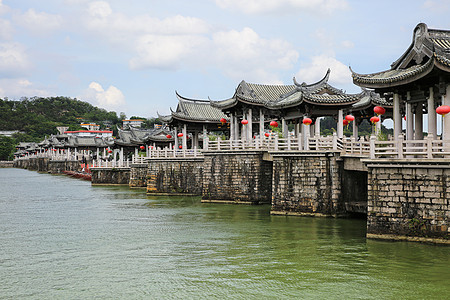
[0,0,449,119]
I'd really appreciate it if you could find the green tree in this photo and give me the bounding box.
[0,136,15,160]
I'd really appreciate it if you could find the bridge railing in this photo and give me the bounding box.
[91,159,131,168]
[369,135,450,159]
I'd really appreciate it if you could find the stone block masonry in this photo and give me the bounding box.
[366,160,449,244]
[14,157,81,173]
[129,163,148,188]
[91,168,130,185]
[146,158,204,195]
[271,152,344,217]
[202,151,272,204]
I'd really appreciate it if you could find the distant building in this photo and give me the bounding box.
[56,126,69,135]
[80,123,100,131]
[122,119,145,128]
[0,130,21,137]
[65,130,113,138]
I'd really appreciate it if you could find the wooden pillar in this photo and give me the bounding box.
[337,109,343,138]
[303,123,310,150]
[248,108,253,141]
[393,93,402,140]
[203,125,207,150]
[353,119,358,138]
[282,118,288,138]
[443,84,450,140]
[428,87,436,138]
[295,122,300,138]
[415,103,424,140]
[406,92,414,141]
[259,110,264,138]
[376,115,382,136]
[230,113,235,141]
[315,117,320,137]
[194,131,199,149]
[174,127,178,150]
[182,124,187,149]
[235,114,239,141]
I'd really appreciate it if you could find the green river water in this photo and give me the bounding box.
[0,168,448,299]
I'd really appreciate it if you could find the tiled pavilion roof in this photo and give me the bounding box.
[159,92,227,124]
[351,23,450,88]
[211,69,381,110]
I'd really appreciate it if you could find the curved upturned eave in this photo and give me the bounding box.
[170,113,223,124]
[209,98,237,110]
[293,68,330,88]
[157,112,173,123]
[434,53,450,72]
[350,58,435,89]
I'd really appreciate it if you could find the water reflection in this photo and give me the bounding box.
[0,169,448,299]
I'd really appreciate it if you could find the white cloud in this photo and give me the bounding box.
[14,9,63,35]
[0,78,50,99]
[84,2,209,45]
[130,34,208,70]
[0,18,13,40]
[88,1,112,18]
[81,82,126,111]
[212,27,298,82]
[81,2,298,82]
[129,27,298,83]
[295,54,352,86]
[0,0,10,15]
[215,0,348,15]
[0,42,31,77]
[423,0,450,13]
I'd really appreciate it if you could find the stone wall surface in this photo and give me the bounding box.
[147,159,204,195]
[48,160,81,174]
[271,152,343,216]
[202,151,272,204]
[368,164,449,241]
[91,168,130,185]
[129,164,148,187]
[0,161,14,167]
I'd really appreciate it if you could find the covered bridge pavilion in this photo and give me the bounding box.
[351,23,450,142]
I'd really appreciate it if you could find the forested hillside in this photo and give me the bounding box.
[0,96,122,160]
[0,96,121,138]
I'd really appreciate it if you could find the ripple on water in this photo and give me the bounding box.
[0,168,448,299]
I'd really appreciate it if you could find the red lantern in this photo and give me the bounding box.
[436,105,450,116]
[264,132,270,137]
[241,119,248,125]
[166,134,172,139]
[343,119,349,126]
[108,150,112,153]
[370,116,380,124]
[140,145,145,150]
[374,106,386,115]
[270,121,278,127]
[220,118,227,124]
[303,118,312,125]
[53,149,57,152]
[179,145,182,149]
[177,133,183,137]
[404,116,406,121]
[345,115,355,122]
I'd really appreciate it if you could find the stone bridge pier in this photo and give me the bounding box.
[201,150,273,204]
